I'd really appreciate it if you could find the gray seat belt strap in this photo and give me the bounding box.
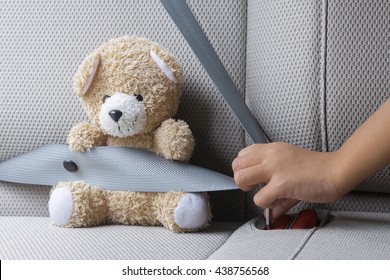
[161,0,271,227]
[160,0,269,144]
[0,144,238,192]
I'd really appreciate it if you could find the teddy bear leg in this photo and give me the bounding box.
[155,192,211,232]
[105,191,161,226]
[49,182,109,227]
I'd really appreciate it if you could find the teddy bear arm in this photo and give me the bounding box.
[67,122,107,152]
[153,119,195,162]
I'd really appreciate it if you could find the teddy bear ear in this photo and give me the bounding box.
[150,51,177,84]
[81,55,100,95]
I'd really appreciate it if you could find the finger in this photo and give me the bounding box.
[237,143,267,157]
[232,151,264,172]
[232,153,262,172]
[234,164,270,191]
[265,199,300,220]
[253,181,285,209]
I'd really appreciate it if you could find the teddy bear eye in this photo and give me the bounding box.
[102,95,110,103]
[134,94,143,102]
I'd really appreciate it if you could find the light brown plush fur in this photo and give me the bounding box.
[51,36,211,232]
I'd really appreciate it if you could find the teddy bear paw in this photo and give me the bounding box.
[48,187,74,226]
[174,193,209,230]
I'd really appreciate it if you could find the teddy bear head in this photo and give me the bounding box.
[73,36,183,137]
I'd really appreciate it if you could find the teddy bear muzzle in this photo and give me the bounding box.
[99,92,147,137]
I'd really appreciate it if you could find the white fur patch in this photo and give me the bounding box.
[99,92,147,137]
[174,193,208,229]
[49,187,73,226]
[150,51,177,84]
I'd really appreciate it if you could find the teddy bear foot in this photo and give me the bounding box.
[49,182,110,228]
[49,187,74,226]
[174,193,210,231]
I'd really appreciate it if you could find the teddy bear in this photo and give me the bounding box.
[48,36,211,233]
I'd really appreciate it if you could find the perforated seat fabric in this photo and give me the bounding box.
[2,212,389,260]
[246,0,327,152]
[246,0,390,158]
[0,0,247,221]
[0,218,242,259]
[325,0,390,192]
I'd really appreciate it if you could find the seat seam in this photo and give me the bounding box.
[320,0,329,152]
[206,222,246,260]
[287,227,320,260]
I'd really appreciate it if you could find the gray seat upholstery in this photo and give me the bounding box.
[209,212,390,260]
[0,217,241,260]
[1,0,389,259]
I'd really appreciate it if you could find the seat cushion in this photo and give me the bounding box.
[209,211,390,260]
[0,217,242,260]
[295,212,390,259]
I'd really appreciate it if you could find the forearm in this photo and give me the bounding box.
[333,98,390,193]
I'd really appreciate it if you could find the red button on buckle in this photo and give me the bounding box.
[269,209,318,230]
[291,209,318,229]
[269,214,291,230]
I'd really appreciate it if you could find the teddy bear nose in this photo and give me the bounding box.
[109,110,123,122]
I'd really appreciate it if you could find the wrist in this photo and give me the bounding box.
[330,148,365,197]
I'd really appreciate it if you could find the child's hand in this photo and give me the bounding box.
[233,98,390,221]
[232,143,349,220]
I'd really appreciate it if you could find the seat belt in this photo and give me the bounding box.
[0,144,238,192]
[160,0,269,144]
[160,0,270,227]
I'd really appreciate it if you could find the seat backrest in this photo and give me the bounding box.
[0,0,247,221]
[245,0,390,217]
